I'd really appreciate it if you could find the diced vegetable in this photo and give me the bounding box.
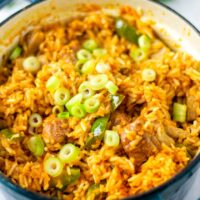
[91,116,109,138]
[89,74,108,90]
[70,104,86,119]
[46,76,60,93]
[104,130,120,147]
[76,49,92,61]
[78,81,95,99]
[0,129,19,140]
[173,103,187,123]
[81,60,96,74]
[138,34,151,50]
[51,168,80,190]
[130,48,147,62]
[83,96,100,113]
[115,18,139,44]
[9,46,22,60]
[142,68,156,82]
[54,87,70,106]
[58,144,80,163]
[83,39,98,52]
[93,48,107,58]
[57,112,70,119]
[65,93,83,111]
[28,135,45,157]
[111,94,125,110]
[105,81,118,95]
[23,56,40,73]
[29,113,42,128]
[86,184,100,200]
[44,157,63,177]
[52,105,64,115]
[96,62,110,73]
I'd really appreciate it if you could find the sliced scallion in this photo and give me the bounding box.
[81,60,96,74]
[76,49,92,61]
[46,76,60,93]
[58,143,80,163]
[29,113,42,128]
[89,74,108,90]
[23,56,41,73]
[83,39,98,52]
[83,97,100,113]
[70,104,86,119]
[54,87,70,106]
[138,35,151,50]
[130,48,147,62]
[78,81,95,99]
[9,46,22,60]
[105,81,118,95]
[142,68,156,82]
[104,130,120,147]
[173,103,187,123]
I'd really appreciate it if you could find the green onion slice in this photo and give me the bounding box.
[104,130,120,147]
[138,34,151,50]
[105,81,118,95]
[142,68,156,82]
[52,105,64,115]
[130,48,147,62]
[70,104,86,119]
[57,112,70,119]
[76,49,92,61]
[29,113,42,128]
[83,97,100,113]
[65,93,83,111]
[54,87,70,106]
[173,103,187,123]
[81,60,96,74]
[78,81,95,99]
[23,56,41,73]
[46,76,60,93]
[58,143,80,163]
[83,39,98,52]
[44,157,63,177]
[89,74,108,90]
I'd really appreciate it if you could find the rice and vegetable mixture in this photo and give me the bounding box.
[0,5,200,200]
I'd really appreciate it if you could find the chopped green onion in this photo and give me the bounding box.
[52,105,64,115]
[142,68,156,82]
[93,48,107,58]
[104,130,120,147]
[78,81,95,99]
[89,74,108,90]
[173,103,187,123]
[105,81,118,95]
[70,104,86,119]
[28,135,45,157]
[46,76,60,93]
[95,62,110,73]
[86,184,100,200]
[91,116,109,138]
[115,18,139,44]
[57,112,70,119]
[58,143,80,163]
[83,39,98,52]
[83,97,100,113]
[9,46,22,60]
[138,35,151,50]
[81,60,96,74]
[76,49,92,61]
[54,87,70,106]
[75,60,86,71]
[111,94,125,110]
[0,129,19,140]
[29,113,42,128]
[65,93,83,111]
[67,168,81,184]
[130,48,147,62]
[44,157,63,177]
[23,56,41,73]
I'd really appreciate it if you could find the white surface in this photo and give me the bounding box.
[0,0,199,200]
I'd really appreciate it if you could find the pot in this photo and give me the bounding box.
[0,1,199,200]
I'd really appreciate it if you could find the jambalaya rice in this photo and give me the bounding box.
[0,5,200,200]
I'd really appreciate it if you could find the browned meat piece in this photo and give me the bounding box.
[120,118,161,168]
[164,120,188,139]
[186,95,199,121]
[23,31,45,56]
[110,111,131,126]
[42,115,69,146]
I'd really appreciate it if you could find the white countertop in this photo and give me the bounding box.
[0,0,200,200]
